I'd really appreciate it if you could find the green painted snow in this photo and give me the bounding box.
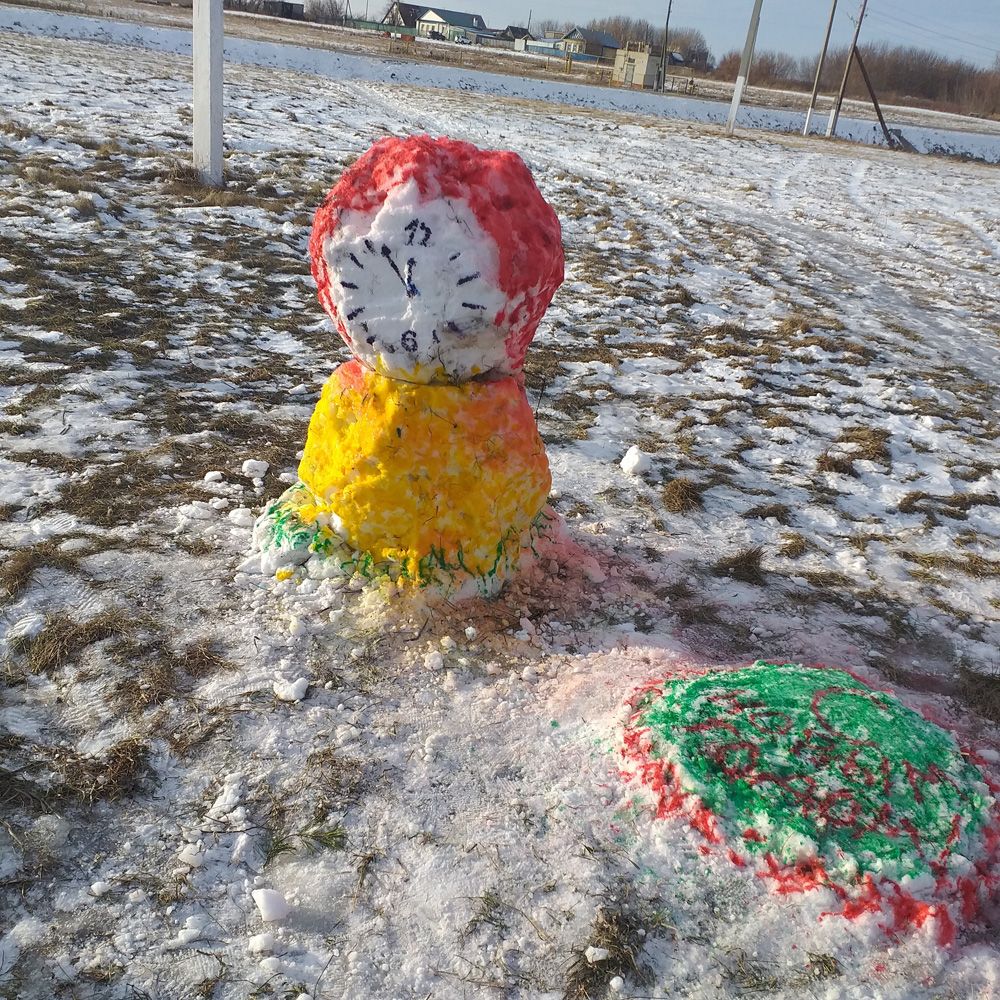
[633,661,991,878]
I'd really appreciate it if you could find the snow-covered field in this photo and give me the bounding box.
[1,20,1000,1000]
[4,4,1000,164]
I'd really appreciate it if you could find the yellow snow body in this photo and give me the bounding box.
[298,360,550,586]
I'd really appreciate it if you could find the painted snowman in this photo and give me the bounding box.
[254,135,564,596]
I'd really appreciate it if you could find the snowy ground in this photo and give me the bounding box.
[4,4,1000,164]
[1,24,1000,1000]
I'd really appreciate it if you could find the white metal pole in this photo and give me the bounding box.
[193,0,224,187]
[726,0,765,135]
[803,0,838,135]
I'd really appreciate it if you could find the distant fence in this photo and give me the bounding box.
[344,19,415,36]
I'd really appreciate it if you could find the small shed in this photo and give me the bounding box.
[612,45,687,89]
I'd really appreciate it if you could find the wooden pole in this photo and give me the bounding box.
[853,45,894,147]
[803,0,838,135]
[726,0,765,135]
[657,0,673,93]
[826,0,867,138]
[192,0,223,187]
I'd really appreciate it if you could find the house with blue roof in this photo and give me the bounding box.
[557,26,621,61]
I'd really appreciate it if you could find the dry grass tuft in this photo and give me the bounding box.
[743,502,791,524]
[816,451,856,476]
[180,638,232,678]
[838,426,891,463]
[778,533,808,558]
[70,193,99,219]
[1,538,89,600]
[724,950,781,992]
[712,545,766,584]
[4,735,150,808]
[774,314,812,337]
[565,901,651,999]
[958,665,1000,722]
[662,477,703,513]
[12,609,133,674]
[901,549,1000,580]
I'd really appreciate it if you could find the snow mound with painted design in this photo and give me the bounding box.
[249,135,563,597]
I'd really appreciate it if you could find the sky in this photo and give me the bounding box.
[474,0,1000,69]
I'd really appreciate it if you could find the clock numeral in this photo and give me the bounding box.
[457,272,480,286]
[346,306,365,321]
[462,302,486,311]
[401,329,418,353]
[348,252,364,270]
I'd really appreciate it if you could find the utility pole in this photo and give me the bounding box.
[726,0,764,135]
[826,0,867,138]
[657,0,673,93]
[192,0,223,187]
[853,44,895,146]
[803,0,838,135]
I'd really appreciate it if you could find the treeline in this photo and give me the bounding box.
[223,0,346,23]
[715,42,1000,118]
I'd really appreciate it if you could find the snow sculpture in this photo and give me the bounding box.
[622,660,1000,944]
[253,135,564,596]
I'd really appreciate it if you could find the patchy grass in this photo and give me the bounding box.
[958,665,1000,722]
[816,451,857,476]
[723,950,781,992]
[565,895,652,1000]
[11,609,133,674]
[901,549,1000,580]
[838,426,891,463]
[662,477,703,513]
[743,502,791,524]
[778,532,809,558]
[0,537,90,600]
[3,735,150,809]
[712,546,766,584]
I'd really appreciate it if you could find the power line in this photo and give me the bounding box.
[875,0,998,41]
[866,7,999,57]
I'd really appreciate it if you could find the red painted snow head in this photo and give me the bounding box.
[309,134,563,383]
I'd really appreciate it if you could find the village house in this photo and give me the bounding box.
[380,1,424,31]
[556,26,620,61]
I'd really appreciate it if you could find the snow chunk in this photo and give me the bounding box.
[252,888,290,922]
[585,945,610,963]
[177,844,204,868]
[228,507,256,528]
[620,444,651,475]
[273,677,309,702]
[203,470,224,482]
[90,881,112,897]
[6,613,46,641]
[241,459,269,479]
[248,931,276,954]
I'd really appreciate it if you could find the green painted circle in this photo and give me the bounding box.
[631,661,992,882]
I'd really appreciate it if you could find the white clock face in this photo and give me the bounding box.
[323,180,510,383]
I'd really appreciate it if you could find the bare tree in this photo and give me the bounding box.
[536,18,572,37]
[713,38,1000,115]
[668,27,712,71]
[306,0,345,24]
